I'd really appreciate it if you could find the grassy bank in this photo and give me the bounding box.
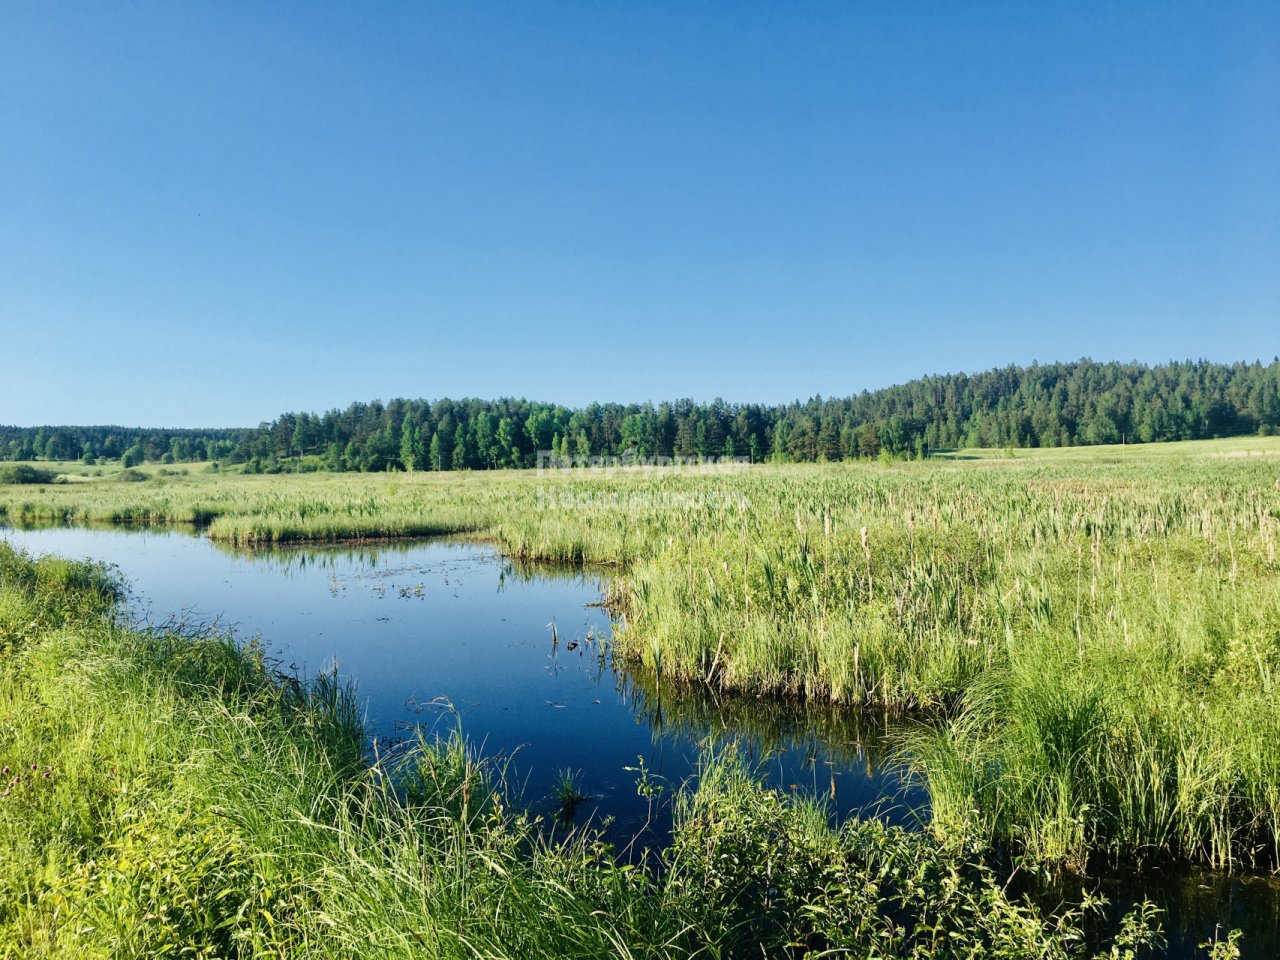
[0,540,1179,958]
[2,438,1279,873]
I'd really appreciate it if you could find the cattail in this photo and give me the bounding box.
[860,526,872,602]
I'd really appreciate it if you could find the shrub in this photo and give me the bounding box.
[0,464,56,484]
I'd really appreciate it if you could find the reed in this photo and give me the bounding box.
[0,540,1170,958]
[2,438,1278,871]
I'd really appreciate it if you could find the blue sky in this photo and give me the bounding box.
[1,1,1276,427]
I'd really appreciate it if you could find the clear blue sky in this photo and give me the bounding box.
[1,1,1276,427]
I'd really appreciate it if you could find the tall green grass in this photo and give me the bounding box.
[3,440,1279,871]
[0,541,1176,958]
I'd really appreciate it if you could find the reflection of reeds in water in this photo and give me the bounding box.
[615,661,926,819]
[214,535,475,568]
[4,516,185,534]
[1012,863,1280,958]
[214,539,393,574]
[209,537,613,592]
[618,662,894,768]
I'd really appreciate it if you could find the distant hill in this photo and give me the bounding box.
[5,358,1278,470]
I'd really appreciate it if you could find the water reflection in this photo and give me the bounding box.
[619,665,922,827]
[1017,866,1280,959]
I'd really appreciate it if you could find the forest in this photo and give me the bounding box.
[0,424,242,466]
[5,358,1279,471]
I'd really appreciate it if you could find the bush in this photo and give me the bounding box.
[0,464,56,484]
[117,468,149,483]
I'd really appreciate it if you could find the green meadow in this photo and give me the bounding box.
[4,438,1280,875]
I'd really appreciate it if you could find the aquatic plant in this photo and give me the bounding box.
[0,539,1187,958]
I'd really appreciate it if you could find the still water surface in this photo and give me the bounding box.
[3,524,1278,958]
[0,525,911,840]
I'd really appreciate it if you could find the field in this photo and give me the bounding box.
[3,437,1280,880]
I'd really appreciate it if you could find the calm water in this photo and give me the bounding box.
[0,525,913,841]
[4,523,1278,957]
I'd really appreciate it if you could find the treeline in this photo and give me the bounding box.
[237,358,1280,472]
[0,425,243,466]
[6,358,1279,471]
